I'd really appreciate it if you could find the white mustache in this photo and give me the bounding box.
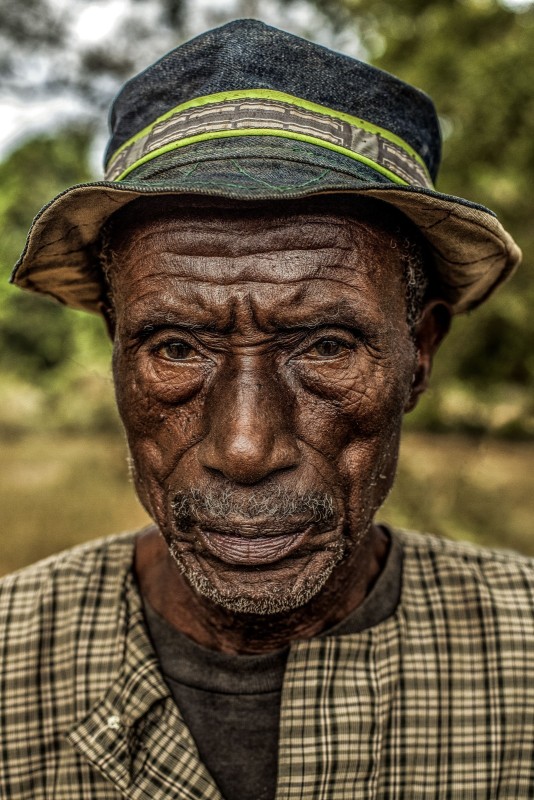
[172,486,336,529]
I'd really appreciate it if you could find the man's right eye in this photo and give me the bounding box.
[156,341,196,361]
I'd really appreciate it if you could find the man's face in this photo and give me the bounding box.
[109,200,420,615]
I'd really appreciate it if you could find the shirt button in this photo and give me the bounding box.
[107,715,121,730]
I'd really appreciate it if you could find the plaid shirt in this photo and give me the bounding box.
[1,529,533,799]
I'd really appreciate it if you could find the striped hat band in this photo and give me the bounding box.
[105,89,433,190]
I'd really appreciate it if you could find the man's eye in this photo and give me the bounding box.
[308,338,350,358]
[157,341,196,361]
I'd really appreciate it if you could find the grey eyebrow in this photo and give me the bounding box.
[134,317,234,339]
[267,301,372,330]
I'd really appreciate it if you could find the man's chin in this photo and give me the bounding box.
[167,542,346,616]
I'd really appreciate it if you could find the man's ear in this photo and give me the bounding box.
[404,300,452,412]
[98,300,116,341]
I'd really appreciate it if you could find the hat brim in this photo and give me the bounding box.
[11,137,521,315]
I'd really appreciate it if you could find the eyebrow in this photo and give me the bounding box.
[263,299,380,333]
[130,306,238,338]
[128,297,381,340]
[135,320,231,340]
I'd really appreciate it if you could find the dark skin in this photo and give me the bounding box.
[105,197,450,654]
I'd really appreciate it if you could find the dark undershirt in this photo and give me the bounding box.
[142,529,403,800]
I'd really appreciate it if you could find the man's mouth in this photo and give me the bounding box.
[171,487,338,567]
[197,525,311,566]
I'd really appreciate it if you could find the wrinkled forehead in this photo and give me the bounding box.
[102,195,417,286]
[106,194,416,253]
[100,196,420,333]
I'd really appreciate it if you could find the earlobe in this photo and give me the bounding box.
[404,300,452,412]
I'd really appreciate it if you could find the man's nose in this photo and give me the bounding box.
[197,359,300,484]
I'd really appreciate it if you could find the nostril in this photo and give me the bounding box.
[203,464,227,480]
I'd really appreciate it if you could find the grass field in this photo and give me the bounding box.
[1,429,533,575]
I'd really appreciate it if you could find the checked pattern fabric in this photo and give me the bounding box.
[1,529,534,798]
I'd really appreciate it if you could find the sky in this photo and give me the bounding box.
[0,0,531,162]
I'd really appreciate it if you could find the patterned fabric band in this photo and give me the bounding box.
[105,89,434,189]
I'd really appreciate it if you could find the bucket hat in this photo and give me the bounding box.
[11,19,521,315]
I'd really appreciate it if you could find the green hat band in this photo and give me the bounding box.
[105,89,434,190]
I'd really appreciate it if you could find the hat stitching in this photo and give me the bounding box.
[228,160,332,191]
[111,129,424,191]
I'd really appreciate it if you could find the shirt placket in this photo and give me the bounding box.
[275,620,400,800]
[68,576,225,800]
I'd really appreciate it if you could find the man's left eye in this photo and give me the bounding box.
[157,341,196,361]
[308,338,350,358]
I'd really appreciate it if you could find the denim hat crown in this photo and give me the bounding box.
[11,19,521,315]
[106,19,441,182]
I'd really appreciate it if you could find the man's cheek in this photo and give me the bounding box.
[128,441,167,522]
[338,429,401,521]
[113,359,204,507]
[292,382,406,467]
[114,374,163,438]
[127,429,187,528]
[125,401,205,479]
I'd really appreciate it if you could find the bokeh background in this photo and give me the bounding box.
[1,0,533,575]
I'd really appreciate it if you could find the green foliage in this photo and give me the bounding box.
[0,127,110,375]
[0,128,114,431]
[0,296,74,377]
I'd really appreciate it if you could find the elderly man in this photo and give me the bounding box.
[1,19,533,800]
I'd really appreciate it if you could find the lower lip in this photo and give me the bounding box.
[198,528,309,566]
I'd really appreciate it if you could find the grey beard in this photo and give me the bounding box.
[166,536,345,615]
[165,486,341,615]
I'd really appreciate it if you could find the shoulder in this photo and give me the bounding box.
[395,529,534,629]
[397,528,534,587]
[0,532,141,724]
[0,532,138,632]
[0,534,143,796]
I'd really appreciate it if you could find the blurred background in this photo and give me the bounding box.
[1,0,533,575]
